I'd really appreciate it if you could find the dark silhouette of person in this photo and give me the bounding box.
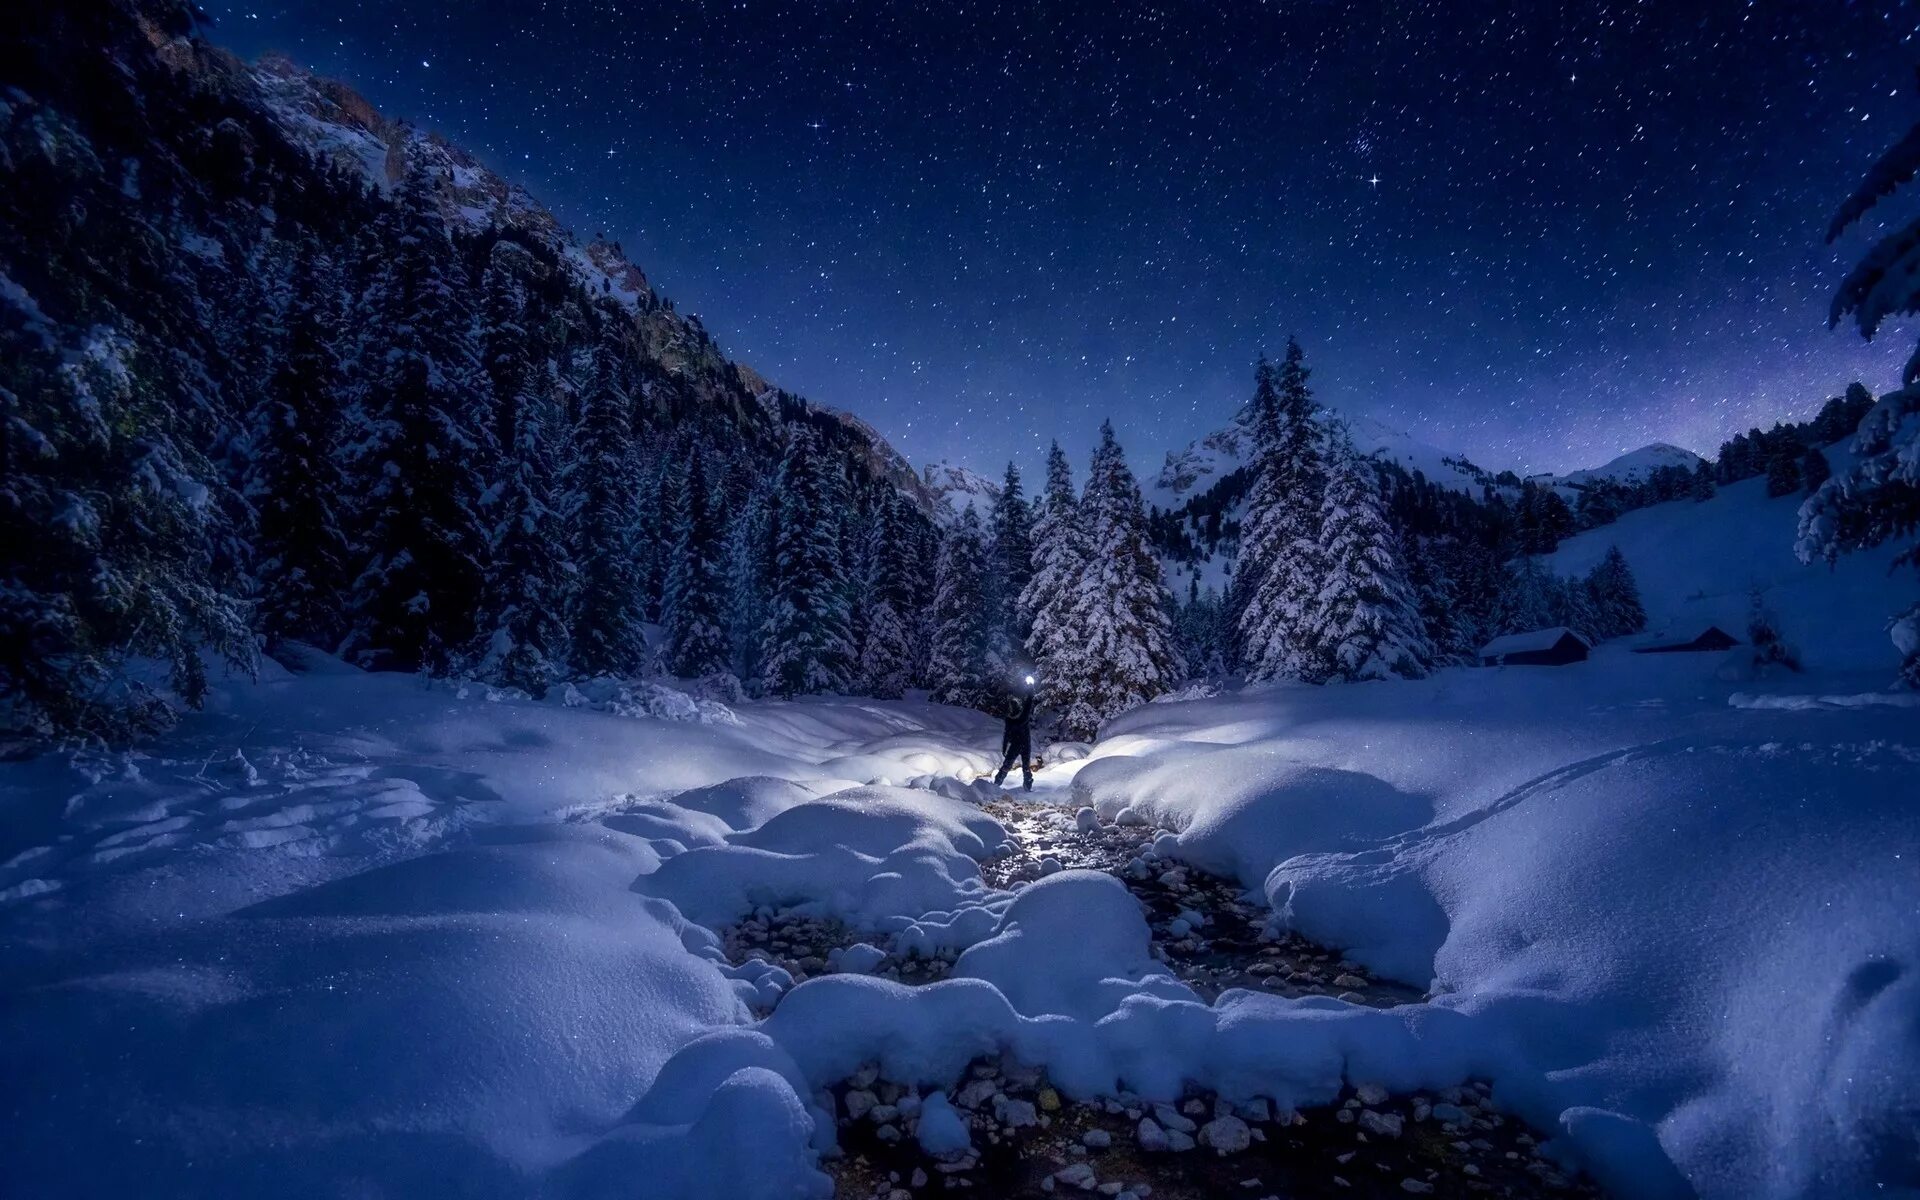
[994,678,1036,790]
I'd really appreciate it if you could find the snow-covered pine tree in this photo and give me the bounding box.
[1021,441,1094,726]
[853,489,920,698]
[1236,340,1327,681]
[662,447,731,679]
[250,243,352,649]
[758,427,856,697]
[563,343,648,677]
[986,462,1036,675]
[927,506,995,706]
[726,484,775,686]
[342,158,498,673]
[0,309,252,742]
[1303,430,1432,681]
[1583,545,1647,640]
[1072,421,1183,734]
[1498,556,1563,634]
[469,254,570,695]
[1806,111,1920,683]
[1174,577,1230,680]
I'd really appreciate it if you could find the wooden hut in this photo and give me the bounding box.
[1632,626,1739,654]
[1477,626,1592,667]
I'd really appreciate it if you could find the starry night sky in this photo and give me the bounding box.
[210,0,1920,478]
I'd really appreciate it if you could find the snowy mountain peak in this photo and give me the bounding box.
[1552,443,1706,488]
[922,461,1001,523]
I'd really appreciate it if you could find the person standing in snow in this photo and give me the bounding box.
[994,676,1037,791]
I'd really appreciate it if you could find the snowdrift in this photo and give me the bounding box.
[0,642,1913,1199]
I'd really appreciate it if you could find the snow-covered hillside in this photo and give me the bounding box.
[1543,461,1908,672]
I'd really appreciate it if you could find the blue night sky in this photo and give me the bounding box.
[209,0,1919,477]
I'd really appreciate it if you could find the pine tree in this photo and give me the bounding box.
[662,448,731,679]
[726,485,775,685]
[1800,445,1831,496]
[1237,340,1326,680]
[251,244,352,648]
[1303,431,1432,681]
[927,507,994,706]
[1583,545,1647,640]
[986,462,1035,675]
[1071,421,1183,734]
[1022,441,1094,724]
[1814,114,1920,684]
[758,428,856,696]
[1764,443,1803,497]
[342,159,498,673]
[1499,557,1562,634]
[1690,460,1717,502]
[563,344,647,677]
[473,265,568,695]
[854,490,920,698]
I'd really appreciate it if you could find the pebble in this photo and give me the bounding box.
[1075,807,1100,832]
[845,1090,877,1120]
[1400,1181,1434,1195]
[1354,1083,1390,1107]
[1430,1102,1469,1125]
[992,1095,1038,1128]
[851,1064,880,1088]
[956,1079,998,1109]
[1164,1129,1195,1152]
[1082,1129,1112,1149]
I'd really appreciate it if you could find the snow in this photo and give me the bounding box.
[922,459,1001,523]
[1543,469,1910,672]
[2,628,1914,1197]
[1549,442,1705,489]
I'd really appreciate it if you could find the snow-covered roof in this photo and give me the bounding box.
[1477,626,1591,657]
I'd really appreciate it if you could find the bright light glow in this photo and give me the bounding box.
[1024,675,1035,685]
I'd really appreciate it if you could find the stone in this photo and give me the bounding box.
[870,1104,899,1124]
[1152,1104,1196,1133]
[1429,1103,1469,1125]
[1334,973,1367,989]
[1037,1087,1062,1112]
[1054,1164,1098,1191]
[1399,1182,1434,1195]
[1335,1108,1355,1124]
[992,1095,1038,1128]
[1236,1098,1272,1123]
[1198,1115,1251,1154]
[911,1168,928,1188]
[1075,807,1100,832]
[844,1090,878,1120]
[1136,1118,1170,1152]
[1165,1130,1195,1152]
[1083,1129,1112,1148]
[851,1064,880,1089]
[956,1079,998,1109]
[1181,1098,1207,1116]
[1358,1110,1404,1139]
[1354,1083,1390,1107]
[876,1124,901,1143]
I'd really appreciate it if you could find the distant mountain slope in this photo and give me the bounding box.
[921,461,1001,522]
[1543,462,1904,673]
[1549,442,1704,489]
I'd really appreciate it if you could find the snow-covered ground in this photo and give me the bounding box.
[1,644,1914,1198]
